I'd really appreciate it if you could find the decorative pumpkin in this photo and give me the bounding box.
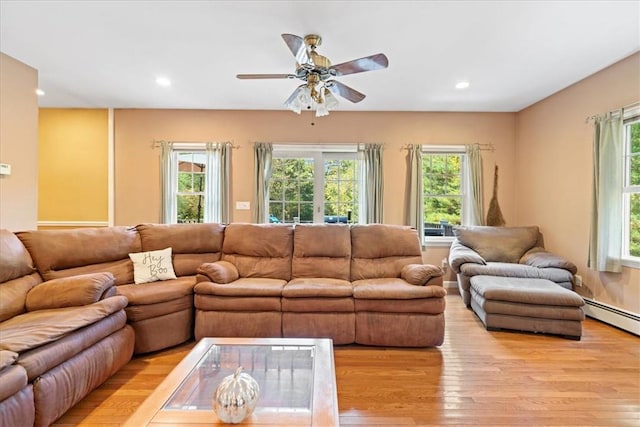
[213,367,260,424]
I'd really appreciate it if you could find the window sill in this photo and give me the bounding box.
[423,237,454,247]
[621,257,640,269]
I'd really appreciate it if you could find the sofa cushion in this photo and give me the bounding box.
[194,278,286,297]
[350,224,423,280]
[136,223,224,276]
[222,223,293,280]
[453,226,539,263]
[197,261,239,284]
[292,224,351,280]
[0,296,128,353]
[0,364,28,402]
[400,264,443,286]
[0,229,36,283]
[17,227,141,283]
[0,350,18,371]
[520,248,578,274]
[352,278,447,300]
[283,278,353,297]
[459,261,575,283]
[116,276,195,305]
[129,248,177,284]
[25,272,115,311]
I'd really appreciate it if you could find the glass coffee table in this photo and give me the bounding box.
[125,338,339,426]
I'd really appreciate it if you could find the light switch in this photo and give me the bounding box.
[0,163,11,176]
[235,201,250,210]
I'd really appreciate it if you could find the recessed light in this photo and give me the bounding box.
[455,81,470,90]
[35,88,45,96]
[156,76,171,87]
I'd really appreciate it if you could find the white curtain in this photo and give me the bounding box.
[589,112,624,272]
[362,144,384,223]
[160,141,177,223]
[253,142,272,223]
[205,142,230,223]
[405,144,424,237]
[464,144,485,225]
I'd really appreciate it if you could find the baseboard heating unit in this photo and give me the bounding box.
[583,298,640,336]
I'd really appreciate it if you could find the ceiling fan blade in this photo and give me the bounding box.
[326,80,366,103]
[281,34,304,57]
[236,74,296,79]
[281,33,311,65]
[330,53,389,76]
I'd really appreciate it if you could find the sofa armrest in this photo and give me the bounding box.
[25,272,116,311]
[448,239,486,273]
[196,260,239,284]
[519,247,578,274]
[401,264,444,286]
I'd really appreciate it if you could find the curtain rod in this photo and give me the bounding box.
[585,101,640,123]
[401,143,495,152]
[151,140,239,149]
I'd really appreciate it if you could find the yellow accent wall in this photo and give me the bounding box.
[38,109,109,224]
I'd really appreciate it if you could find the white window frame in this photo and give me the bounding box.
[270,144,359,224]
[422,145,468,247]
[622,107,640,269]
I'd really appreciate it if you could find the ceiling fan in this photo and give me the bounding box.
[236,34,389,116]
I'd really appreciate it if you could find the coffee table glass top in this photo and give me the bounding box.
[164,343,315,413]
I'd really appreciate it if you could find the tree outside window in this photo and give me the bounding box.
[422,153,462,235]
[624,121,640,257]
[177,153,206,223]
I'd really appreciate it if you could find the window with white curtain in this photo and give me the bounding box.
[161,142,228,224]
[622,111,640,266]
[268,145,360,224]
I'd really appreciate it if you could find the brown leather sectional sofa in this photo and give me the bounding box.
[1,222,445,426]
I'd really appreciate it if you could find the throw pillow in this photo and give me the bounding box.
[129,247,177,284]
[401,264,443,286]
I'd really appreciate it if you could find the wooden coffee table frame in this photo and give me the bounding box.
[124,337,339,426]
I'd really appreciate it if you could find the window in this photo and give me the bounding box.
[268,148,359,224]
[422,151,463,237]
[161,142,229,224]
[176,152,206,223]
[622,116,640,263]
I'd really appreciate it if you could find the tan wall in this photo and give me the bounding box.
[515,52,640,313]
[0,53,39,231]
[115,109,516,271]
[38,109,109,225]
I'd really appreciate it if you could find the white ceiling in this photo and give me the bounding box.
[1,1,639,112]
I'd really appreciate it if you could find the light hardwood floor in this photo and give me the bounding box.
[53,294,640,427]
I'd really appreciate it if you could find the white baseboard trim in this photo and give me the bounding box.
[583,298,640,336]
[443,280,458,290]
[37,221,109,227]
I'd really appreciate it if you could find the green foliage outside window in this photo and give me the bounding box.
[177,154,206,223]
[628,122,640,256]
[423,154,462,225]
[269,157,358,223]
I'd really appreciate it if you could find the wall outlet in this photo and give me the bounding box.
[574,274,583,287]
[441,258,448,271]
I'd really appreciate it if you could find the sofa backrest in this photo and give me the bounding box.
[0,229,42,322]
[350,224,423,280]
[292,224,351,280]
[453,225,540,263]
[222,223,293,280]
[136,223,225,276]
[17,227,141,285]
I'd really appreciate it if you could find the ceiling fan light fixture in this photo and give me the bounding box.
[315,100,329,117]
[324,88,340,110]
